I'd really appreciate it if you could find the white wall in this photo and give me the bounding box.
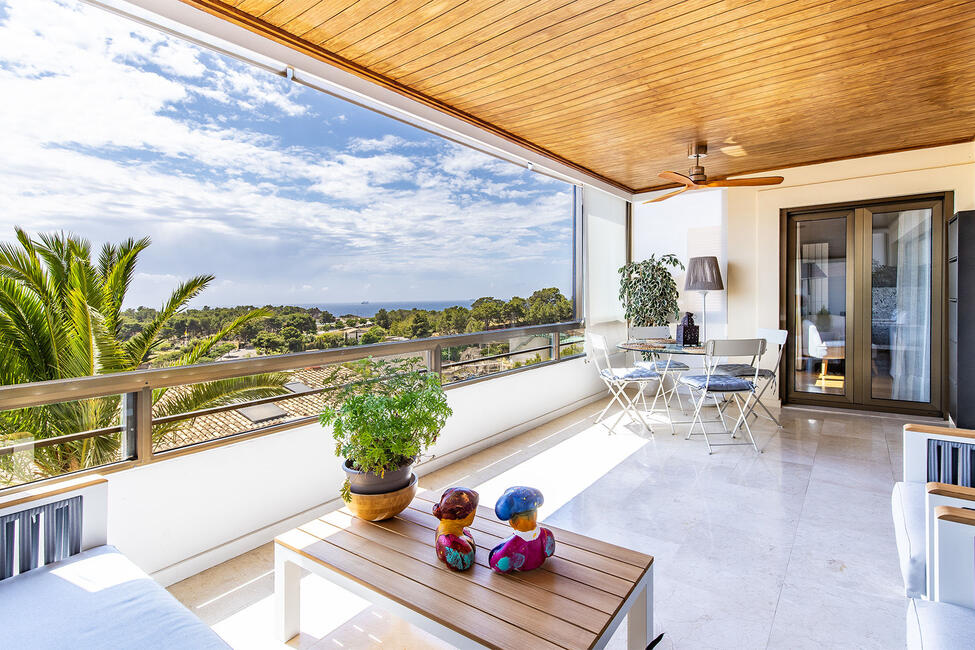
[108,357,605,584]
[632,190,728,339]
[584,186,627,344]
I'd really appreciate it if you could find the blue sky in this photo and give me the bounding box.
[0,0,574,308]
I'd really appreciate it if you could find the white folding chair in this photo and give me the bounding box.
[630,325,689,416]
[679,338,765,454]
[587,333,659,435]
[714,328,787,427]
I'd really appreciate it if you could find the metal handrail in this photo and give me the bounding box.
[0,425,124,457]
[441,344,553,368]
[0,321,582,411]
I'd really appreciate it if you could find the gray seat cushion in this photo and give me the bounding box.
[636,359,690,371]
[0,545,229,650]
[907,598,975,649]
[678,374,754,392]
[601,367,660,381]
[892,481,927,597]
[715,363,774,379]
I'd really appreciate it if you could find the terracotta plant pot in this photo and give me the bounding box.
[346,474,417,521]
[343,458,415,495]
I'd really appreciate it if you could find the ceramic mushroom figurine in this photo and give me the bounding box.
[432,487,479,571]
[488,486,555,573]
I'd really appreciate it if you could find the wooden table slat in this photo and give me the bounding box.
[352,509,622,613]
[415,490,652,569]
[406,498,644,581]
[309,511,608,634]
[293,522,596,649]
[277,529,566,649]
[395,505,634,597]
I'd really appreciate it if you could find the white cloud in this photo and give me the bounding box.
[0,0,574,306]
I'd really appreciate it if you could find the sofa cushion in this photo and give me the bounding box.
[907,598,975,649]
[892,481,927,597]
[0,545,229,650]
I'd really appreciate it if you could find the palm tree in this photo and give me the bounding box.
[0,229,289,481]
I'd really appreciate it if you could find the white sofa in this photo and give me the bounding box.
[892,424,975,649]
[0,476,228,650]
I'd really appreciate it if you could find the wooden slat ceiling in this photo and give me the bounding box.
[184,0,975,192]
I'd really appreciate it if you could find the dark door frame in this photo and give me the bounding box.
[778,191,954,417]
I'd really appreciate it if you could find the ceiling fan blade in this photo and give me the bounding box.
[658,171,696,187]
[705,176,784,187]
[642,186,692,203]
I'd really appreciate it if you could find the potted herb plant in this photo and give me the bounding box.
[618,253,685,326]
[321,356,452,506]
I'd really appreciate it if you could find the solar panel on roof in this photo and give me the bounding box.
[238,403,287,423]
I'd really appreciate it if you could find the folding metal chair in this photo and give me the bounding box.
[714,328,787,427]
[587,333,660,435]
[679,338,766,454]
[629,325,689,416]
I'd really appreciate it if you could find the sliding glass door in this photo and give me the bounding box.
[785,198,944,414]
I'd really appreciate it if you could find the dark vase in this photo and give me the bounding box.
[343,458,415,495]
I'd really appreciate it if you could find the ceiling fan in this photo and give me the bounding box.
[643,143,784,203]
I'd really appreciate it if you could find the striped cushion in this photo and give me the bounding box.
[636,360,690,371]
[678,374,754,392]
[600,367,660,381]
[715,364,774,379]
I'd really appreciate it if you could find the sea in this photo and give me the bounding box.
[296,299,476,318]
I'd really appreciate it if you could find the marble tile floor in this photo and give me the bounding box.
[168,396,931,649]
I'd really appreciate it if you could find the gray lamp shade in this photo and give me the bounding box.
[684,256,724,291]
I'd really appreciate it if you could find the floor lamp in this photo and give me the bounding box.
[685,256,724,343]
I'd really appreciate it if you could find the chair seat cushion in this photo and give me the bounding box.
[678,374,754,392]
[600,367,660,381]
[907,598,975,650]
[0,545,229,650]
[892,481,927,597]
[714,363,774,379]
[636,360,690,371]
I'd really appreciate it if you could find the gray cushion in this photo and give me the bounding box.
[892,481,927,598]
[636,360,690,371]
[715,363,774,379]
[0,545,229,650]
[601,367,660,381]
[907,598,975,650]
[678,374,754,392]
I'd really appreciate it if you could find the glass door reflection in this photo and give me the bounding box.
[868,208,933,402]
[793,215,850,397]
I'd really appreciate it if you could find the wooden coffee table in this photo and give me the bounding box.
[275,491,654,649]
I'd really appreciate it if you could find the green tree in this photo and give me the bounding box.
[284,312,316,334]
[374,308,391,329]
[409,312,432,339]
[504,296,527,326]
[0,229,289,480]
[526,288,573,324]
[471,297,505,329]
[361,326,387,344]
[280,326,305,352]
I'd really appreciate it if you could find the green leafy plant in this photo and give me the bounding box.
[618,254,685,326]
[320,356,452,502]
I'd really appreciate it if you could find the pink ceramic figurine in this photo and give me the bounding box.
[488,486,555,573]
[432,487,479,571]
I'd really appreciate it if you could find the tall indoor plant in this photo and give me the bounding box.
[321,356,452,503]
[618,254,685,326]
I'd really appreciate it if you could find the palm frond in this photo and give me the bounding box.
[98,237,150,338]
[124,274,213,366]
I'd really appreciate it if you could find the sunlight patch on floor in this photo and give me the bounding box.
[470,422,648,520]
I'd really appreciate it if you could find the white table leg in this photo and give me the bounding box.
[627,567,653,650]
[275,547,301,642]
